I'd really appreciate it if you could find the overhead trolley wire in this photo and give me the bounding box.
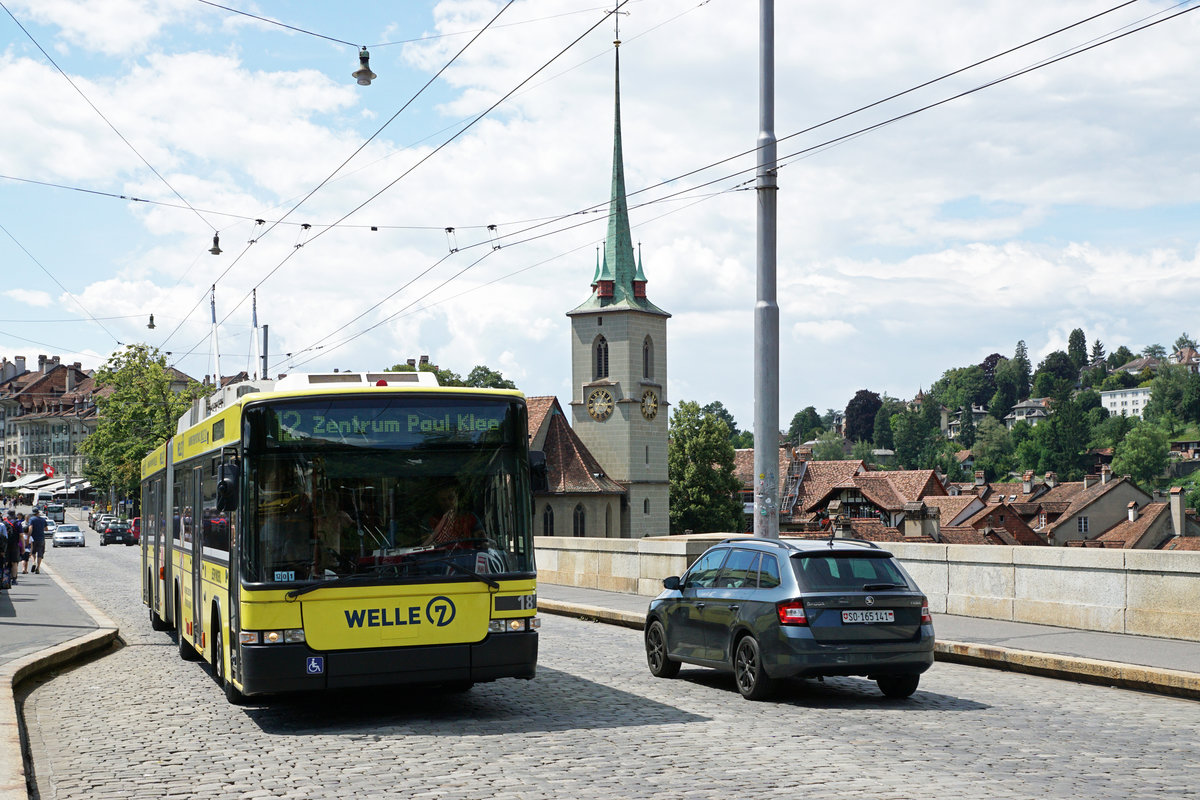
[276,0,1198,369]
[1,1,217,234]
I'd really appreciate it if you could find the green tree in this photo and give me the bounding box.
[1013,340,1032,399]
[1111,424,1169,490]
[990,358,1020,422]
[1107,345,1136,370]
[873,404,894,450]
[972,417,1013,479]
[788,406,823,444]
[667,401,743,534]
[1068,328,1088,369]
[812,429,849,461]
[1175,333,1197,352]
[1032,350,1076,397]
[1091,413,1138,451]
[844,389,882,442]
[851,438,875,464]
[891,411,922,468]
[1038,389,1088,480]
[1142,343,1167,359]
[1090,338,1106,365]
[1142,364,1200,432]
[464,365,517,389]
[1100,371,1139,391]
[930,365,987,412]
[80,344,210,499]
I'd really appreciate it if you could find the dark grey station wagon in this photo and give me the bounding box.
[644,537,934,700]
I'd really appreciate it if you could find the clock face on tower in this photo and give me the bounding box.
[587,388,615,421]
[641,389,659,420]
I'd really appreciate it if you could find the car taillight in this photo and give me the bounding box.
[920,596,932,624]
[776,599,808,626]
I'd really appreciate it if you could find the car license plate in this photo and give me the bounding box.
[842,609,894,624]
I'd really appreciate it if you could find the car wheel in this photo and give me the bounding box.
[733,635,775,700]
[645,620,680,679]
[876,674,920,699]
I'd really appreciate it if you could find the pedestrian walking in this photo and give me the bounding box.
[1,516,13,590]
[27,508,47,574]
[4,513,19,587]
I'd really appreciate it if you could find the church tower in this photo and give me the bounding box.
[567,37,670,538]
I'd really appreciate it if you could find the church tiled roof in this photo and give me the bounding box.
[538,401,624,495]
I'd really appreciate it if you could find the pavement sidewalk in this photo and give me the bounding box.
[537,583,1200,701]
[1,548,118,800]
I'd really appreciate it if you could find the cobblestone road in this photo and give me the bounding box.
[21,527,1200,800]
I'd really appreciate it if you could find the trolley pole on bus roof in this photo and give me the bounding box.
[752,0,780,539]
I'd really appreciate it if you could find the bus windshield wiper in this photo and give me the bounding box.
[424,557,500,589]
[285,572,378,599]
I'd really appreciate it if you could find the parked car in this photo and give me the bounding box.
[52,523,86,547]
[93,514,115,531]
[643,537,935,700]
[130,517,141,544]
[100,520,133,546]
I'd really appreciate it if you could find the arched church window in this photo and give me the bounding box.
[543,504,554,536]
[643,498,650,515]
[573,504,586,537]
[643,336,654,379]
[594,336,609,380]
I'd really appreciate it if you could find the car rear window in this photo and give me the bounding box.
[791,553,909,591]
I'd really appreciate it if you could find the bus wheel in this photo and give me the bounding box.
[213,615,246,705]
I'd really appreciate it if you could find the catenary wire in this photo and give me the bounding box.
[276,2,1200,370]
[157,0,523,357]
[0,1,216,233]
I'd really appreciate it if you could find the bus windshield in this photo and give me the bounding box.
[241,396,535,585]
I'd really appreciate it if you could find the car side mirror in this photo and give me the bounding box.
[662,576,681,590]
[216,462,239,513]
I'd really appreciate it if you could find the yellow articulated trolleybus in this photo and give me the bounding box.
[141,371,545,703]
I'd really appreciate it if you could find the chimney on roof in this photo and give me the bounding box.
[902,501,939,540]
[1101,464,1112,484]
[1022,471,1033,494]
[38,354,48,373]
[1128,501,1139,523]
[1045,472,1058,488]
[974,470,985,487]
[797,446,812,462]
[14,356,25,373]
[65,368,75,393]
[1170,487,1187,537]
[1083,474,1097,489]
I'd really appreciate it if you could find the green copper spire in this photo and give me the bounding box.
[569,44,667,317]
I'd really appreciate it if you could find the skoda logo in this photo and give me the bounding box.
[865,596,875,606]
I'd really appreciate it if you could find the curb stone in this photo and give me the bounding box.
[1,566,120,800]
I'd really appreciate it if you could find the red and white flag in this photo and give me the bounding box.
[11,462,23,477]
[43,463,55,478]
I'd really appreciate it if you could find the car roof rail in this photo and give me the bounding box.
[720,536,794,549]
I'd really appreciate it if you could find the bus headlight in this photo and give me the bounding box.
[488,617,539,633]
[241,629,305,644]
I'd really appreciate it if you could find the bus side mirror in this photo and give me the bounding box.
[216,462,239,512]
[529,450,548,493]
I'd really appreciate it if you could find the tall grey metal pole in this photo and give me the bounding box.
[261,324,269,380]
[753,0,779,538]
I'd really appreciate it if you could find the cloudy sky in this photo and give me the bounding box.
[2,0,1199,433]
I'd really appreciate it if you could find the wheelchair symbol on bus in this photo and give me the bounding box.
[306,656,325,675]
